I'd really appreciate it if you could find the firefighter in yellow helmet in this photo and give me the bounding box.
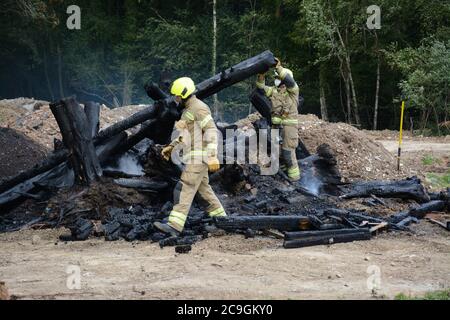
[153,77,227,236]
[256,58,301,181]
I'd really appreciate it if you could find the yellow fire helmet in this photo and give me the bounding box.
[170,77,196,99]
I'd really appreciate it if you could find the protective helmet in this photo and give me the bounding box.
[171,77,196,99]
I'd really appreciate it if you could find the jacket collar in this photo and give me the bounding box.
[184,95,196,109]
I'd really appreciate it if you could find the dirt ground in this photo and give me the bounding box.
[0,222,449,300]
[1,102,449,300]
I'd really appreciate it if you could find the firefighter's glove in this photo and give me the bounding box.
[207,157,220,173]
[161,145,174,161]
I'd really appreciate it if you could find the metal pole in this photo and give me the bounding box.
[397,100,405,171]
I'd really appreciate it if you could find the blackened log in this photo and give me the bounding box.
[389,200,446,224]
[340,176,430,203]
[249,88,272,123]
[93,103,159,144]
[283,229,371,248]
[0,161,74,206]
[144,82,169,101]
[395,216,418,229]
[175,245,192,254]
[83,101,101,138]
[51,98,102,185]
[0,149,68,195]
[214,215,310,232]
[196,50,276,99]
[285,228,367,241]
[409,200,446,218]
[113,178,168,191]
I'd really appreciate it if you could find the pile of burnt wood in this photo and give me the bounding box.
[59,178,449,252]
[0,50,449,251]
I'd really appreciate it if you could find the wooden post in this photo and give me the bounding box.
[50,98,102,185]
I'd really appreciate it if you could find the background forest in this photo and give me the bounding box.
[0,0,449,133]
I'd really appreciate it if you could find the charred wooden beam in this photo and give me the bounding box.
[340,176,430,203]
[214,215,310,232]
[94,103,159,144]
[196,50,276,99]
[389,200,446,224]
[113,178,169,191]
[83,101,101,138]
[285,228,366,241]
[249,88,272,123]
[283,229,371,249]
[0,149,68,195]
[50,98,102,185]
[144,82,169,101]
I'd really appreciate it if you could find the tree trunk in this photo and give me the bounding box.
[343,70,352,124]
[347,60,361,126]
[122,67,132,106]
[56,44,64,98]
[43,46,54,101]
[373,57,381,130]
[212,0,219,118]
[319,86,329,122]
[333,18,360,126]
[373,32,381,130]
[319,64,329,121]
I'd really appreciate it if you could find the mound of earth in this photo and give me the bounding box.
[0,127,48,180]
[237,113,402,182]
[0,98,146,149]
[0,98,419,182]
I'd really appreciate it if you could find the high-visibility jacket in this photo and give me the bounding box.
[172,95,218,164]
[256,66,299,126]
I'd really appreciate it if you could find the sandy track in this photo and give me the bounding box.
[1,225,449,300]
[379,140,450,153]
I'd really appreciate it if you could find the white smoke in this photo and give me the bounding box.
[106,153,144,175]
[300,174,322,196]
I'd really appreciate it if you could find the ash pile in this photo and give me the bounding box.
[0,51,449,252]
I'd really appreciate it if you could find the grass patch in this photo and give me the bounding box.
[422,154,440,165]
[426,171,450,188]
[395,289,450,300]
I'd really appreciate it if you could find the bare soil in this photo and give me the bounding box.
[1,101,449,300]
[0,223,449,300]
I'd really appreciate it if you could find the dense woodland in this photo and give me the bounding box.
[0,0,449,133]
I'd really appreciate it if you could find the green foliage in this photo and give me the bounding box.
[426,171,450,189]
[395,289,450,300]
[0,0,449,130]
[421,154,440,165]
